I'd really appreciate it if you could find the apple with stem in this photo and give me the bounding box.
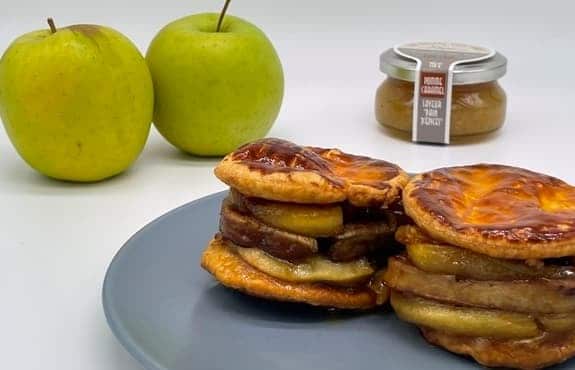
[146,0,284,156]
[0,19,153,181]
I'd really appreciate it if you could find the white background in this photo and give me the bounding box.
[1,1,574,369]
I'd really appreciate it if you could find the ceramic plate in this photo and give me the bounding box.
[102,191,573,370]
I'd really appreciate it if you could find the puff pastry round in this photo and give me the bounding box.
[215,138,409,207]
[403,164,575,259]
[422,328,575,370]
[201,236,385,309]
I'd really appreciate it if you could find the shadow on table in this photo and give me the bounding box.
[0,151,144,195]
[142,139,222,168]
[0,138,220,195]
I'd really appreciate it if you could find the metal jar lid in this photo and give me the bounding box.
[380,44,507,85]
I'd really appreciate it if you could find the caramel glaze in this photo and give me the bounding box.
[231,138,403,192]
[411,164,575,244]
[231,138,344,187]
[310,147,401,192]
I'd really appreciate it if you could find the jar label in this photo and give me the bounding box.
[395,42,494,144]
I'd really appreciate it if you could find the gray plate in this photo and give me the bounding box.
[102,191,573,370]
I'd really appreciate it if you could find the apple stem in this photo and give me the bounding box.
[216,0,231,32]
[47,18,57,33]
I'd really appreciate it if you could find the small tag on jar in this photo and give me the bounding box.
[395,42,494,144]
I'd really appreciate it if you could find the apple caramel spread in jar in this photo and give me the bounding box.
[375,42,507,143]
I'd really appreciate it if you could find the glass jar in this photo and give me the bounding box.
[376,46,507,137]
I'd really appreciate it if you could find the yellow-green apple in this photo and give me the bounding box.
[146,1,284,156]
[0,19,153,182]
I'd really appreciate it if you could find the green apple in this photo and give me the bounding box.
[0,19,153,182]
[146,2,284,156]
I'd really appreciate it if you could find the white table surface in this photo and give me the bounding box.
[1,0,574,369]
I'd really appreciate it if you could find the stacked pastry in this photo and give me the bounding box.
[201,138,409,309]
[380,164,575,369]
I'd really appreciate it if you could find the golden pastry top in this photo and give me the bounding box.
[216,138,408,206]
[310,147,403,193]
[230,138,344,187]
[403,164,575,259]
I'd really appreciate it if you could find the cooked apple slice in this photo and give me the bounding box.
[328,221,395,261]
[390,291,540,339]
[236,245,374,286]
[220,200,317,261]
[395,225,435,245]
[538,314,575,333]
[383,256,575,313]
[407,242,575,280]
[230,189,343,237]
[342,202,399,223]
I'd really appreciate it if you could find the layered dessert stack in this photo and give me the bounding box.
[380,164,575,369]
[201,138,409,309]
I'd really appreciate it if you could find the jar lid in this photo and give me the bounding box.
[380,42,507,85]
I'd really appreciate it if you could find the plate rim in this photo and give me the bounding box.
[102,190,227,370]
